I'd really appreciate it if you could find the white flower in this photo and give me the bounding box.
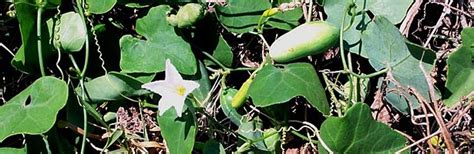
[142,59,199,117]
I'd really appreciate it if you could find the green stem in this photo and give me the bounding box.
[203,51,257,73]
[345,68,388,79]
[290,130,319,145]
[339,3,359,104]
[230,67,257,72]
[37,6,45,76]
[68,54,82,76]
[142,101,158,108]
[202,51,228,70]
[257,15,265,33]
[40,134,51,154]
[249,130,279,143]
[79,79,88,154]
[343,5,357,31]
[339,10,349,72]
[76,0,89,77]
[138,100,149,141]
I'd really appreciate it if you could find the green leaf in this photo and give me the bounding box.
[368,0,413,24]
[0,77,68,142]
[0,147,27,154]
[267,9,302,31]
[216,0,303,33]
[125,72,156,83]
[11,0,55,74]
[86,0,117,14]
[220,88,243,126]
[362,17,410,71]
[248,63,330,115]
[77,72,148,103]
[203,139,226,154]
[191,61,211,103]
[320,103,407,153]
[212,35,233,67]
[323,0,371,57]
[267,0,303,31]
[120,5,197,75]
[216,0,271,33]
[55,12,86,52]
[444,28,474,107]
[324,0,411,57]
[362,16,436,113]
[325,0,412,25]
[324,0,354,27]
[157,105,197,154]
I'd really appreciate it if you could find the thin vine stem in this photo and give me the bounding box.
[202,51,257,72]
[202,51,228,70]
[68,54,82,76]
[76,0,89,77]
[79,79,88,154]
[40,134,52,154]
[36,6,45,76]
[290,130,319,144]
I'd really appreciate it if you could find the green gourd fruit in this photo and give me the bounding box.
[269,21,339,63]
[231,77,254,108]
[167,3,204,28]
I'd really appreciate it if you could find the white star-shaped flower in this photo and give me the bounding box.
[142,59,200,117]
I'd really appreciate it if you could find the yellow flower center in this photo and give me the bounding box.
[176,85,186,96]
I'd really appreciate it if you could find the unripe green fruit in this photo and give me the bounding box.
[231,77,253,108]
[269,21,339,63]
[168,3,204,28]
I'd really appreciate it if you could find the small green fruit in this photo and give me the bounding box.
[169,3,205,28]
[231,77,254,108]
[269,21,339,63]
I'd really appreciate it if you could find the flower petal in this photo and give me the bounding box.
[164,59,183,83]
[142,80,176,96]
[172,97,187,117]
[158,93,185,117]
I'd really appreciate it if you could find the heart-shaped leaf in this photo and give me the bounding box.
[444,28,474,107]
[0,77,68,142]
[120,5,197,75]
[54,12,86,52]
[86,0,117,14]
[248,63,330,115]
[77,72,148,103]
[362,16,436,114]
[320,103,407,153]
[157,105,197,154]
